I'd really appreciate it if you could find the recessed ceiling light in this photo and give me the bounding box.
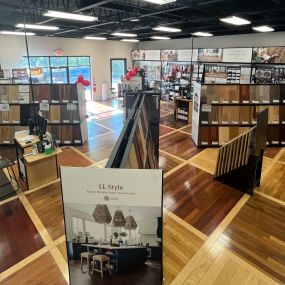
[192,32,213,37]
[84,36,107,40]
[151,36,170,40]
[16,23,59,30]
[153,26,181,33]
[43,10,97,22]
[143,0,176,4]
[130,19,140,22]
[220,16,251,25]
[121,39,140,42]
[112,32,137,37]
[0,31,35,36]
[252,25,274,32]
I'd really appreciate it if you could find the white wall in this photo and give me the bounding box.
[0,35,137,100]
[138,31,285,50]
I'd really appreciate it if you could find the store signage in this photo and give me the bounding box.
[161,49,178,61]
[252,47,285,64]
[177,49,198,61]
[12,68,28,78]
[132,50,145,60]
[198,48,223,62]
[222,48,252,63]
[54,48,64,56]
[192,82,202,145]
[145,50,160,61]
[61,167,163,285]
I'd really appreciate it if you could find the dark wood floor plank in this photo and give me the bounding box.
[264,147,281,159]
[163,164,243,235]
[26,181,65,241]
[160,114,187,129]
[1,252,67,285]
[159,125,175,137]
[0,199,45,273]
[220,194,285,283]
[159,151,183,174]
[160,132,201,160]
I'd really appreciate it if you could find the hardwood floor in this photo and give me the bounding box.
[160,132,201,160]
[219,194,285,283]
[0,99,284,285]
[0,252,67,285]
[26,181,65,241]
[160,114,187,129]
[0,198,45,273]
[164,164,244,235]
[159,151,183,174]
[258,162,285,201]
[163,212,204,284]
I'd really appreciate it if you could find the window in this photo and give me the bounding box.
[72,217,84,235]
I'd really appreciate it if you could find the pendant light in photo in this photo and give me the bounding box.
[93,204,112,240]
[112,208,126,227]
[125,210,137,239]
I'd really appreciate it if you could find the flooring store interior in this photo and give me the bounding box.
[0,98,285,285]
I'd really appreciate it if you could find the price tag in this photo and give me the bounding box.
[67,103,77,111]
[252,100,259,104]
[74,140,82,144]
[242,121,248,124]
[40,102,49,111]
[201,141,208,146]
[0,103,9,111]
[212,141,219,145]
[242,100,249,104]
[63,120,70,123]
[201,104,212,112]
[19,85,29,93]
[263,100,270,104]
[232,100,239,104]
[273,99,279,103]
[51,100,59,103]
[201,121,209,124]
[212,121,218,124]
[221,100,229,104]
[212,100,219,104]
[222,121,229,124]
[19,93,30,104]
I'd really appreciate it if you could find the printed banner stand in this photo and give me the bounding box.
[60,167,163,284]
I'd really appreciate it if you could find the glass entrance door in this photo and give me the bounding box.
[111,59,126,96]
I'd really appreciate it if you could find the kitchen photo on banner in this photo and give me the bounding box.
[252,47,285,63]
[60,167,163,285]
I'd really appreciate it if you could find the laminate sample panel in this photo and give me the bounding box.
[280,105,285,124]
[0,85,9,103]
[59,85,70,103]
[50,85,60,102]
[72,125,82,144]
[10,105,20,123]
[47,125,62,144]
[8,85,19,103]
[39,85,50,102]
[49,105,61,123]
[0,126,11,143]
[268,105,280,124]
[61,125,73,144]
[240,85,250,103]
[239,106,251,125]
[219,127,229,145]
[0,199,45,273]
[270,85,280,103]
[209,105,219,124]
[267,125,280,145]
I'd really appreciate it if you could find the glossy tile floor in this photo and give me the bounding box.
[0,99,284,285]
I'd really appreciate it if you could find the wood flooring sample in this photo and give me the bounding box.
[50,85,60,102]
[268,106,280,124]
[72,125,82,144]
[61,125,72,144]
[0,126,11,143]
[39,85,50,102]
[8,85,19,103]
[49,105,61,123]
[10,105,20,123]
[219,127,230,145]
[270,85,280,103]
[0,85,9,103]
[240,85,250,103]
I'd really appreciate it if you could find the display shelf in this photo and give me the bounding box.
[175,98,192,124]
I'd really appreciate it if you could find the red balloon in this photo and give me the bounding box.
[125,74,131,81]
[134,66,139,72]
[83,80,90,86]
[77,75,84,83]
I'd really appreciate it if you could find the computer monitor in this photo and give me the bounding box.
[37,114,47,140]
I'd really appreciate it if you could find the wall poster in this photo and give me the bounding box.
[198,48,223,62]
[132,50,145,60]
[252,47,285,63]
[145,50,161,61]
[61,167,163,285]
[177,49,199,62]
[161,49,178,61]
[222,48,252,63]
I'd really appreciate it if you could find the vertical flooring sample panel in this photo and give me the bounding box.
[280,105,285,124]
[209,105,219,124]
[8,85,19,103]
[228,85,240,103]
[1,110,10,124]
[61,125,73,144]
[0,85,9,103]
[280,85,285,104]
[249,85,259,103]
[206,85,219,104]
[20,105,31,125]
[201,85,208,104]
[280,125,285,145]
[199,126,211,146]
[39,85,51,102]
[267,125,280,145]
[47,125,62,144]
[69,84,78,102]
[50,85,60,103]
[257,85,270,103]
[60,104,70,123]
[268,105,280,124]
[0,126,11,143]
[219,127,230,145]
[10,105,20,124]
[200,110,210,125]
[29,104,40,121]
[49,105,61,123]
[240,85,250,103]
[59,84,70,103]
[72,125,82,144]
[239,106,251,125]
[31,85,40,103]
[270,85,280,103]
[229,126,240,140]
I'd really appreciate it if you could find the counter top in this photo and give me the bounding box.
[24,148,62,164]
[81,244,147,250]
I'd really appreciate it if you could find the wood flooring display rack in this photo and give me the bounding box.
[214,109,268,195]
[0,83,87,145]
[192,82,285,147]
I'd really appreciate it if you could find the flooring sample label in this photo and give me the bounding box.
[61,167,163,285]
[0,103,9,111]
[232,100,239,104]
[19,85,29,93]
[39,103,49,111]
[19,93,29,104]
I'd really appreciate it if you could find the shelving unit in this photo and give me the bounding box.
[0,83,87,145]
[192,83,285,147]
[175,98,192,124]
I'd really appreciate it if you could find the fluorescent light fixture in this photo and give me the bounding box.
[192,32,213,37]
[0,31,35,36]
[151,36,170,40]
[16,23,59,30]
[84,36,107,40]
[220,16,251,25]
[43,10,97,22]
[252,25,274,32]
[153,26,181,32]
[130,18,140,22]
[143,0,176,4]
[121,39,140,42]
[112,32,137,37]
